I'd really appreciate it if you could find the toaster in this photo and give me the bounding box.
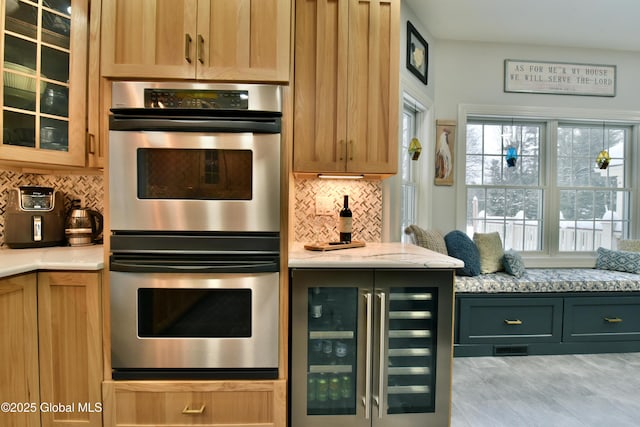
[5,186,65,248]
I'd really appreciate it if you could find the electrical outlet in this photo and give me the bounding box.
[315,196,333,215]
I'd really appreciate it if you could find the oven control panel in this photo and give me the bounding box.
[144,89,249,109]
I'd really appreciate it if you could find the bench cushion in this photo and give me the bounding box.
[455,268,640,293]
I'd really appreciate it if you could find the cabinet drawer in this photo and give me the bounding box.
[458,297,563,344]
[104,380,285,426]
[563,296,640,342]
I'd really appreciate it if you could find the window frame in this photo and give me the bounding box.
[400,97,422,241]
[457,105,640,267]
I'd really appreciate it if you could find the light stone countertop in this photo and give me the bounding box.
[289,242,464,269]
[0,245,104,278]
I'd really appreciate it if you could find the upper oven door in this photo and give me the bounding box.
[109,130,280,232]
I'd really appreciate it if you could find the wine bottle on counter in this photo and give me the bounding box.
[339,195,352,243]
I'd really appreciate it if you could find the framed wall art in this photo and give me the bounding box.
[504,59,616,97]
[435,120,456,186]
[407,21,428,84]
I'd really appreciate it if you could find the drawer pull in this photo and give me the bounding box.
[504,319,523,325]
[604,317,623,323]
[182,404,205,415]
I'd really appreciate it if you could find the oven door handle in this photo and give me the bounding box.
[109,117,281,134]
[110,260,279,273]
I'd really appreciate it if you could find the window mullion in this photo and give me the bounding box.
[546,120,560,256]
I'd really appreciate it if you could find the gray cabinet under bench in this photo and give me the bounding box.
[563,296,640,342]
[455,293,640,357]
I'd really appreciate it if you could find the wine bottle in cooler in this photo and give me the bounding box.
[339,195,352,243]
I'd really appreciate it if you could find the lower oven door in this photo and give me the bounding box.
[110,271,279,379]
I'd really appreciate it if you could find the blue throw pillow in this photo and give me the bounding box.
[596,247,640,274]
[444,230,481,276]
[503,250,526,278]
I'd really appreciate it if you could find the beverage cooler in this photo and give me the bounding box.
[290,269,453,427]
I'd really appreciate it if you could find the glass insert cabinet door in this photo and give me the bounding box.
[384,287,437,415]
[291,269,443,427]
[2,0,87,166]
[307,286,359,416]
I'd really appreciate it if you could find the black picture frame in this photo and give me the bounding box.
[406,21,428,85]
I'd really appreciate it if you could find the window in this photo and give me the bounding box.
[557,123,630,251]
[466,119,545,251]
[400,99,421,241]
[465,117,631,253]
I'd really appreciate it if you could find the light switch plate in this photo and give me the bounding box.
[315,196,333,215]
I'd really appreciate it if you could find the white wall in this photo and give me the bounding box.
[383,2,436,241]
[431,40,640,232]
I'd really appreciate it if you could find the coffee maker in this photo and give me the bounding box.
[5,186,65,248]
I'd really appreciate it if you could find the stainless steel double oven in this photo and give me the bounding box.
[108,82,281,380]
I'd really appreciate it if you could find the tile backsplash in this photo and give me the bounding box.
[0,171,381,246]
[294,178,382,243]
[0,169,104,247]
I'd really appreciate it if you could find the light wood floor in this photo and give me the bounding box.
[451,352,640,426]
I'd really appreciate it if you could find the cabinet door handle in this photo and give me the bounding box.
[504,319,523,325]
[182,404,205,414]
[185,33,193,63]
[349,140,354,161]
[339,140,345,161]
[376,291,386,419]
[87,133,95,155]
[197,34,205,64]
[363,291,373,420]
[604,317,623,323]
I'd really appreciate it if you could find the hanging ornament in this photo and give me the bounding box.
[596,150,610,170]
[504,118,518,167]
[506,146,518,167]
[596,122,610,170]
[408,137,422,160]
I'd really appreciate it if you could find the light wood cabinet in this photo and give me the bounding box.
[86,0,105,168]
[0,271,102,427]
[100,0,291,82]
[293,0,400,176]
[0,273,40,427]
[102,380,286,427]
[38,271,103,427]
[1,0,90,168]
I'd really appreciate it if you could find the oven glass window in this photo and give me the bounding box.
[137,288,252,338]
[137,148,252,200]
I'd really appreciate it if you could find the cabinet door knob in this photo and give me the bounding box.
[185,34,193,63]
[604,317,623,323]
[182,404,205,414]
[504,319,523,325]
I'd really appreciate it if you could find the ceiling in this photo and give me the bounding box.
[405,0,640,52]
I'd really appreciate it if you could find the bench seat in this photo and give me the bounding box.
[455,268,640,293]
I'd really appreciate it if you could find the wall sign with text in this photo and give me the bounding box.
[504,60,616,97]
